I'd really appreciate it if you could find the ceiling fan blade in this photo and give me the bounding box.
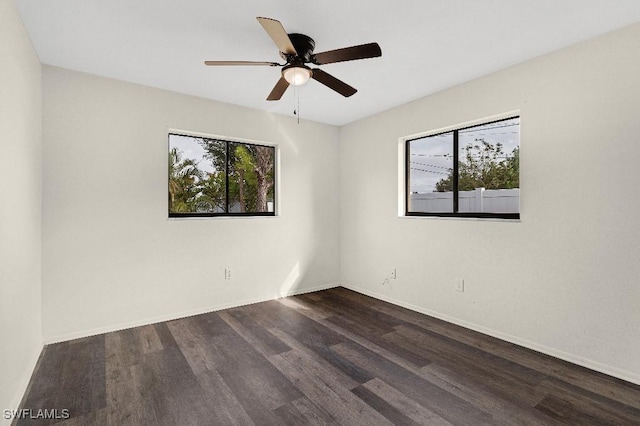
[311,69,357,97]
[256,17,297,56]
[313,42,382,65]
[267,77,290,101]
[204,61,280,66]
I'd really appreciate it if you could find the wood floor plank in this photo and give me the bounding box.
[15,345,63,426]
[325,288,523,358]
[105,328,147,368]
[215,366,294,425]
[54,408,107,425]
[329,288,640,411]
[270,351,394,426]
[59,336,106,417]
[396,323,547,383]
[267,328,361,390]
[105,332,142,425]
[290,397,340,425]
[536,393,615,426]
[362,378,453,426]
[195,369,254,426]
[351,384,421,425]
[250,301,373,384]
[388,324,549,405]
[331,341,496,426]
[278,296,334,321]
[218,310,291,357]
[272,401,310,425]
[124,364,161,425]
[152,322,178,349]
[316,307,559,426]
[134,345,213,426]
[535,378,640,424]
[391,334,549,410]
[165,317,219,374]
[235,299,347,347]
[169,312,303,417]
[312,293,404,334]
[419,363,563,426]
[136,325,164,354]
[326,314,432,367]
[218,363,301,411]
[306,338,376,384]
[16,287,640,425]
[105,364,158,426]
[285,297,429,375]
[18,335,106,426]
[201,325,303,411]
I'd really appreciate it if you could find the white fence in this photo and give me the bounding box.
[410,188,519,213]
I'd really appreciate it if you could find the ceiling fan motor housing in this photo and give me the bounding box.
[281,33,316,63]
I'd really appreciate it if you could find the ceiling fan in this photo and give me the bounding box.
[204,17,382,101]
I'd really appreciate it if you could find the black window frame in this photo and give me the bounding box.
[168,133,276,218]
[405,116,520,220]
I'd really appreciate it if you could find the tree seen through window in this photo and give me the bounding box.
[169,134,275,216]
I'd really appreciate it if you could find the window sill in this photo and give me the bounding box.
[399,214,520,223]
[168,214,279,220]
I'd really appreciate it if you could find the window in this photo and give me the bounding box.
[169,134,275,217]
[406,116,520,219]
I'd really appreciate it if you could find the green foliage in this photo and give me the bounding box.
[197,171,226,212]
[435,140,519,192]
[168,147,204,213]
[233,144,259,211]
[169,138,275,214]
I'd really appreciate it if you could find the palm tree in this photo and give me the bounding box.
[169,148,203,212]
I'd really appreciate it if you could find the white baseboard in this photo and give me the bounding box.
[43,282,339,345]
[342,283,640,386]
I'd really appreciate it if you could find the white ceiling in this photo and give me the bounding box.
[15,0,640,126]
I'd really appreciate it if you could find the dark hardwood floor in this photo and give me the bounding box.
[15,287,640,425]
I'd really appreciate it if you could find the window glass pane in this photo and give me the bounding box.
[169,135,226,214]
[228,142,275,213]
[457,118,520,214]
[408,132,454,213]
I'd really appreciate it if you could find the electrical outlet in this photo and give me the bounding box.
[390,268,397,279]
[455,279,464,292]
[225,268,232,280]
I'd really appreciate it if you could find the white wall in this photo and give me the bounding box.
[10,15,640,410]
[42,67,340,342]
[339,23,640,384]
[0,0,42,419]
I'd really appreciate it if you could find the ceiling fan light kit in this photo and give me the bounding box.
[204,17,381,101]
[282,64,312,86]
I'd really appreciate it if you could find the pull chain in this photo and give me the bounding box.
[297,89,300,124]
[293,83,297,117]
[292,80,300,124]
